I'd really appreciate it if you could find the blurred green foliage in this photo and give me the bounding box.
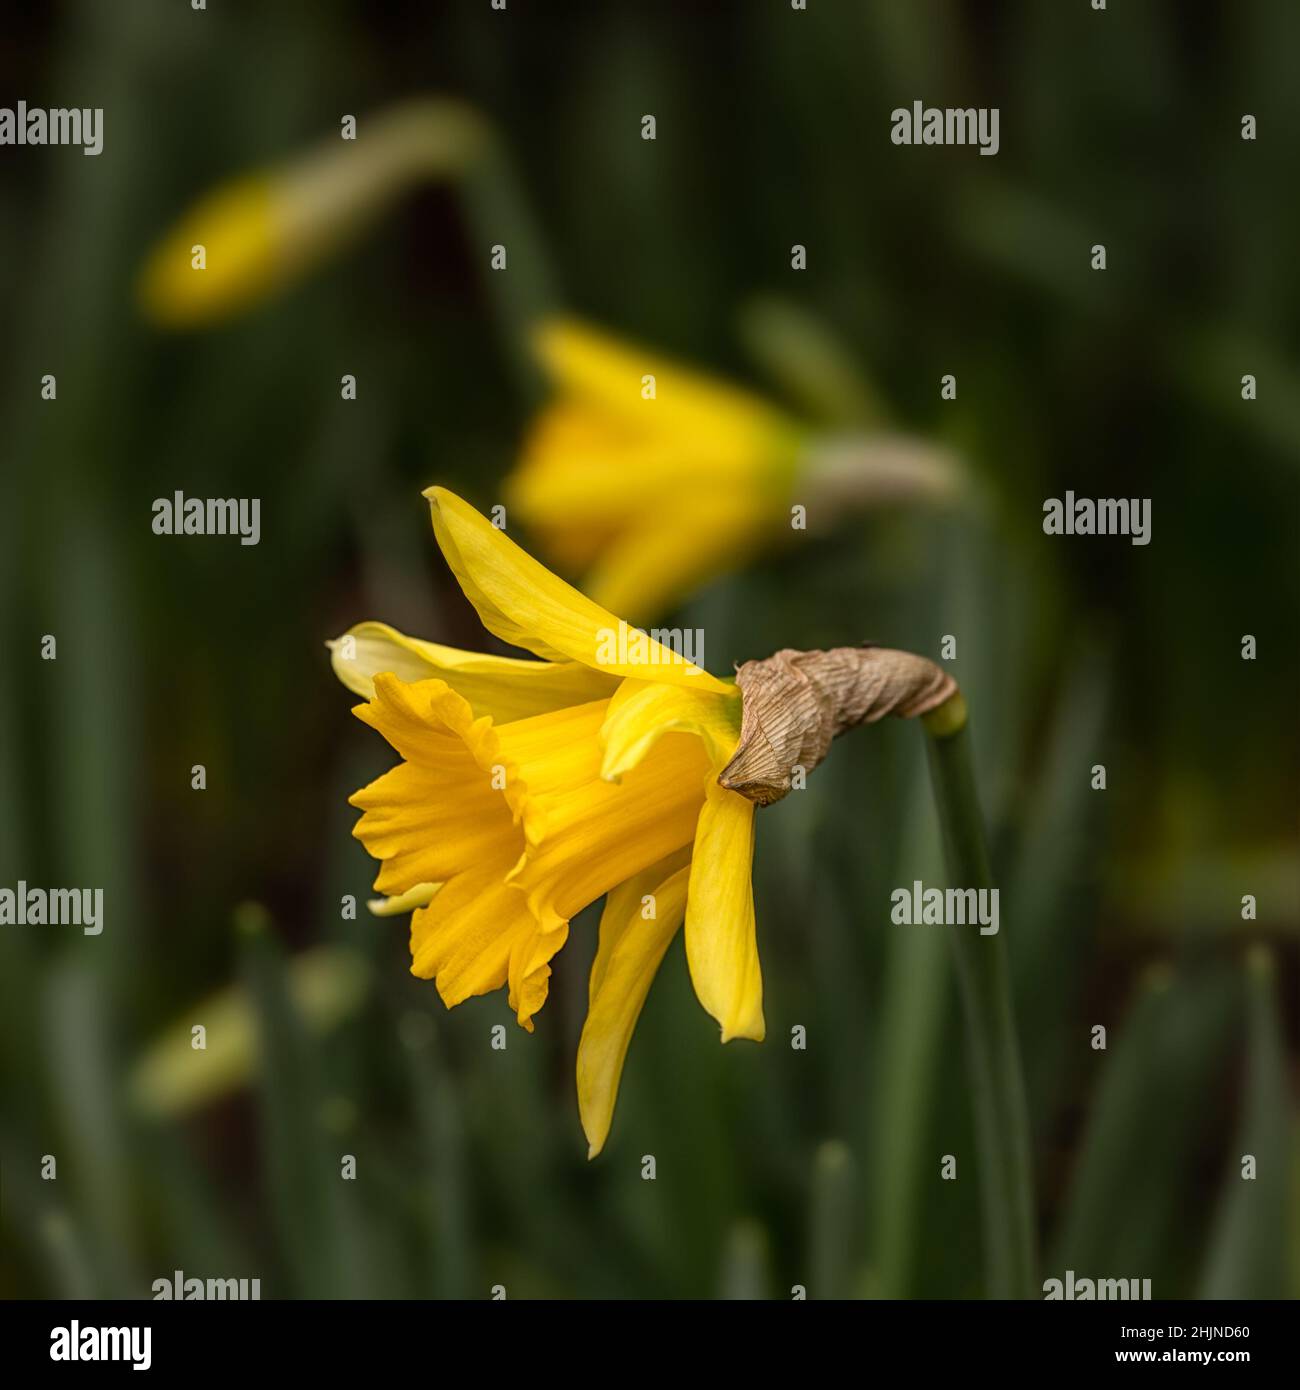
[1,0,1295,1299]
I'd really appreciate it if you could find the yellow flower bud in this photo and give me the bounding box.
[137,98,488,328]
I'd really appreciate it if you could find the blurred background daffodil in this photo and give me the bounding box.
[505,317,969,623]
[137,97,489,328]
[134,91,967,631]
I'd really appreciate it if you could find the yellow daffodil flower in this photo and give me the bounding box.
[138,98,487,328]
[505,318,963,622]
[329,488,762,1157]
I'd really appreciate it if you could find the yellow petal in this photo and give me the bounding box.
[600,678,741,782]
[408,865,539,1014]
[510,402,756,526]
[684,782,764,1043]
[581,507,765,623]
[424,486,731,693]
[578,854,692,1157]
[349,674,534,895]
[356,678,625,1029]
[328,619,618,720]
[507,401,788,622]
[532,317,786,445]
[509,402,649,514]
[506,398,787,604]
[506,916,570,1031]
[351,756,515,896]
[503,721,709,934]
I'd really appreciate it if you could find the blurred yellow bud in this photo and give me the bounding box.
[127,945,370,1117]
[137,97,488,328]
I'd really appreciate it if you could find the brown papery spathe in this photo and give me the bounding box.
[717,645,958,807]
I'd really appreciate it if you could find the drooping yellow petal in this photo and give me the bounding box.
[588,848,693,1002]
[600,678,741,783]
[577,853,692,1158]
[408,864,539,1014]
[684,781,764,1043]
[506,916,570,1031]
[424,486,731,693]
[328,620,618,720]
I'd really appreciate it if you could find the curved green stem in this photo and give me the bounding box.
[923,695,1037,1298]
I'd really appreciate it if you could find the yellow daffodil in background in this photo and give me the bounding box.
[505,318,965,622]
[329,488,762,1157]
[129,935,370,1118]
[138,98,487,328]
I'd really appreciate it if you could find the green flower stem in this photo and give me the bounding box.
[922,693,1037,1299]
